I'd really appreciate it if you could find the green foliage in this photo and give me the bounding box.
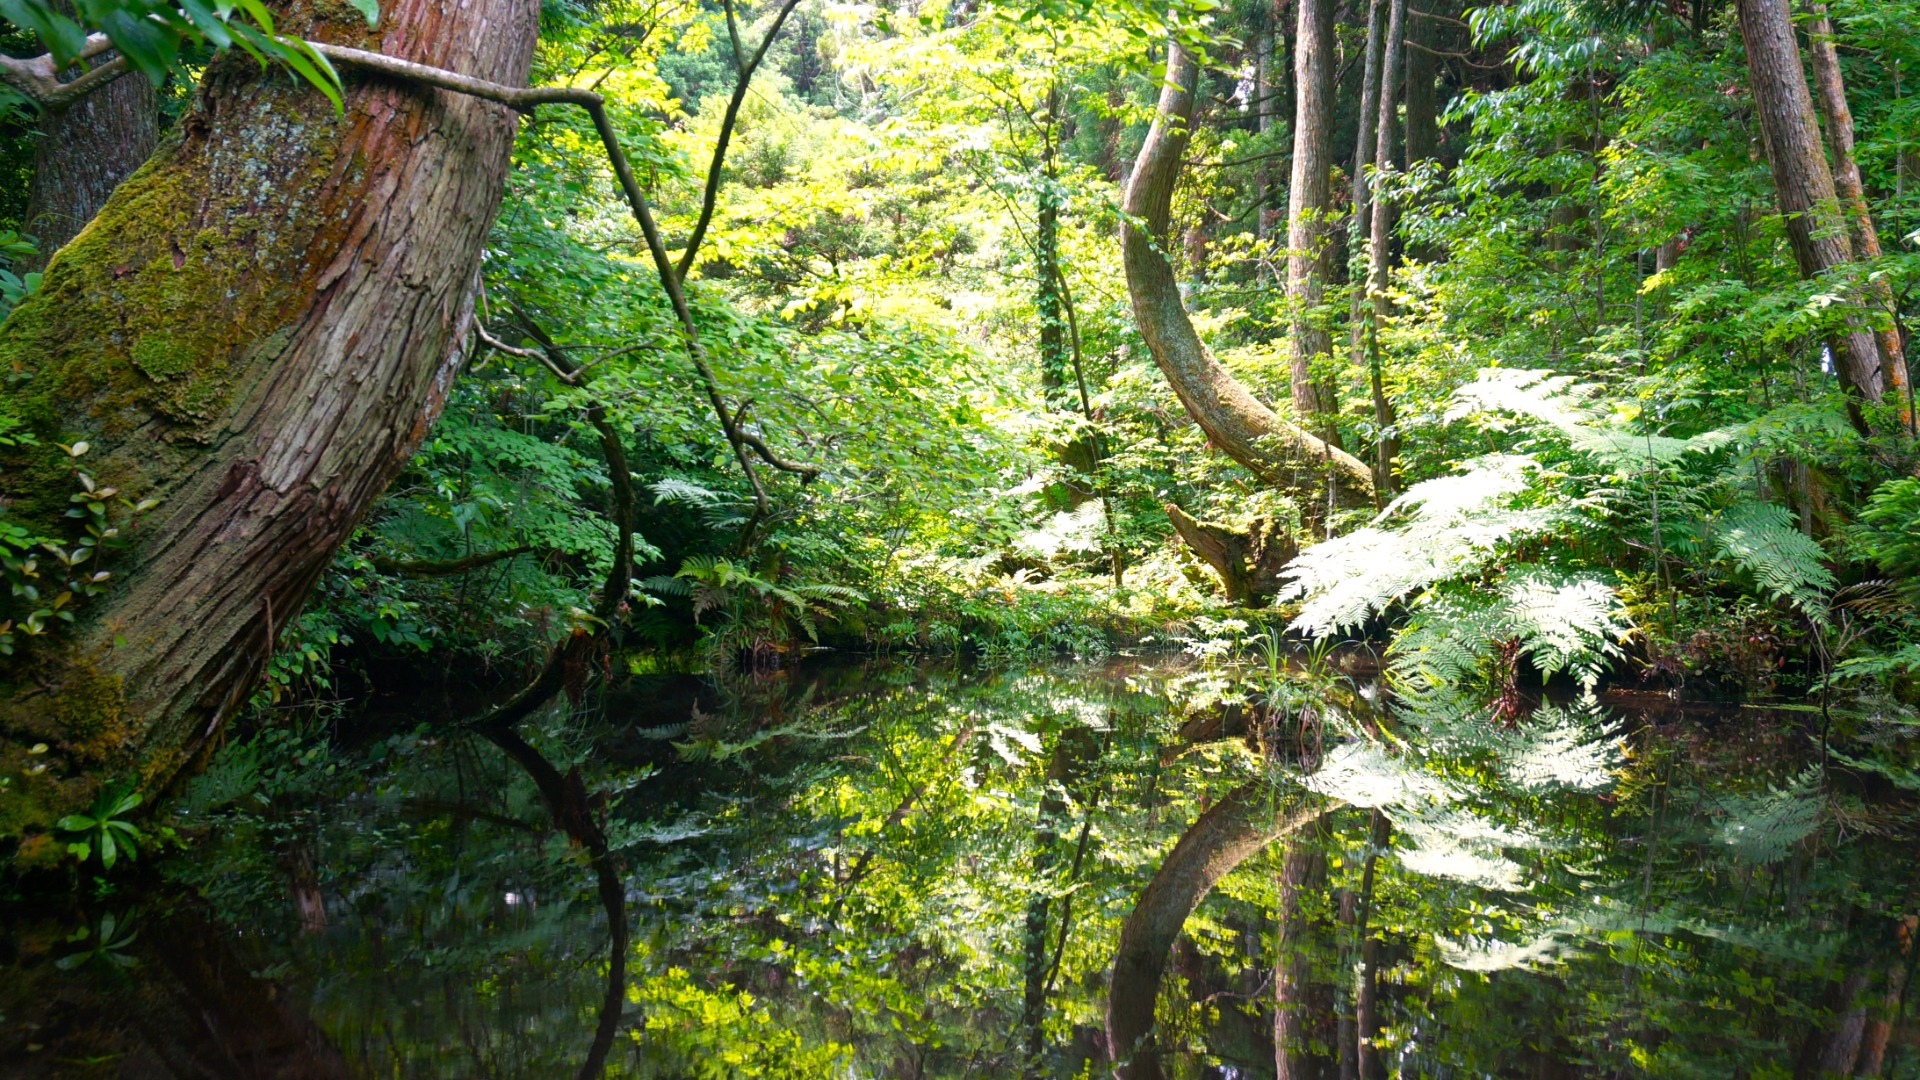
[0,0,370,108]
[1859,477,1920,590]
[55,782,141,870]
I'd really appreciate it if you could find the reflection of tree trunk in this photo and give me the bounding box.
[1023,725,1100,1079]
[1120,43,1373,511]
[21,57,155,271]
[1735,0,1885,407]
[1106,785,1329,1080]
[1801,1,1913,429]
[1274,815,1329,1080]
[0,0,541,825]
[482,725,627,1080]
[141,903,355,1078]
[1286,0,1337,432]
[1354,810,1391,1080]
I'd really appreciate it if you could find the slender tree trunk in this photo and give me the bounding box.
[1287,0,1338,432]
[1801,1,1913,430]
[0,0,540,835]
[1366,0,1409,492]
[1254,23,1277,283]
[1346,0,1385,370]
[1735,0,1885,405]
[1023,726,1098,1078]
[1403,5,1438,170]
[1354,810,1391,1080]
[21,58,155,271]
[1274,817,1329,1080]
[1121,43,1373,509]
[1106,786,1329,1080]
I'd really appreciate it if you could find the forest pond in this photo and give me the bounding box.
[2,653,1914,1079]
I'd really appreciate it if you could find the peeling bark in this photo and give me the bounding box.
[1106,785,1328,1080]
[0,0,540,833]
[1121,43,1373,511]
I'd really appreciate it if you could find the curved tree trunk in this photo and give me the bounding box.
[0,0,540,837]
[1121,43,1373,510]
[21,59,155,271]
[1735,0,1885,406]
[1106,785,1328,1080]
[1801,1,1913,430]
[1286,0,1337,432]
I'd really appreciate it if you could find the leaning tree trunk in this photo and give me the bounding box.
[0,0,540,841]
[1121,42,1374,511]
[1106,785,1328,1080]
[1735,0,1885,406]
[1285,0,1338,433]
[1801,0,1913,429]
[21,57,155,271]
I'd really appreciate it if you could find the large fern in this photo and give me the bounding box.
[1708,502,1835,619]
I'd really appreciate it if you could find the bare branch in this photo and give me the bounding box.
[674,0,805,282]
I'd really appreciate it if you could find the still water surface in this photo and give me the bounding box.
[2,655,1913,1078]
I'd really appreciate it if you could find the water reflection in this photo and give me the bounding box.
[1,654,1915,1078]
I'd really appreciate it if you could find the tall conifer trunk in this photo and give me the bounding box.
[1735,0,1885,407]
[1800,1,1913,429]
[1286,0,1337,432]
[0,0,540,837]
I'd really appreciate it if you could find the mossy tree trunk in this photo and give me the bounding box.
[0,0,540,840]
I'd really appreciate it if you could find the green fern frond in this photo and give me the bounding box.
[1709,502,1835,618]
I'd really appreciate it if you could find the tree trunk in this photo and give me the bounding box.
[1107,786,1328,1080]
[1121,43,1373,510]
[1403,6,1438,171]
[1164,502,1298,604]
[1801,1,1913,429]
[1735,0,1885,405]
[1274,816,1329,1080]
[21,59,155,271]
[1354,810,1391,1080]
[1366,0,1409,492]
[1346,0,1385,369]
[1023,725,1099,1078]
[1287,0,1338,431]
[0,0,540,837]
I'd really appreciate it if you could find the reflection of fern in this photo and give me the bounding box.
[1709,502,1834,618]
[1714,767,1821,864]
